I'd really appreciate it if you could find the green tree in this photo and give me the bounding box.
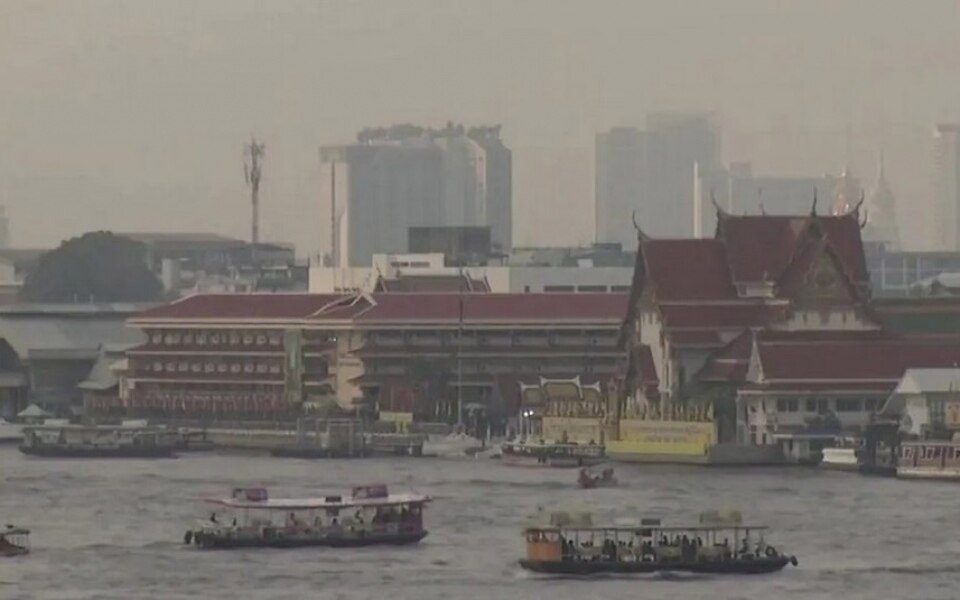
[20,231,163,303]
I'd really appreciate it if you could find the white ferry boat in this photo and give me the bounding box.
[184,484,431,549]
[0,418,22,444]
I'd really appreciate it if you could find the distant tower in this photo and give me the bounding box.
[831,166,859,216]
[243,137,265,245]
[862,153,900,248]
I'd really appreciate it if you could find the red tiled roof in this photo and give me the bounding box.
[134,294,349,321]
[640,239,736,301]
[353,293,628,323]
[718,213,868,284]
[659,303,778,329]
[132,293,625,324]
[667,330,725,348]
[756,340,960,382]
[695,329,754,382]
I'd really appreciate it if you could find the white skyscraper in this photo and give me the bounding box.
[934,124,960,250]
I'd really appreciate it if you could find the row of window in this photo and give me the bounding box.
[903,445,960,461]
[149,330,283,347]
[775,398,880,413]
[139,360,284,376]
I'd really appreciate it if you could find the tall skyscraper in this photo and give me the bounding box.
[469,126,512,253]
[322,124,512,266]
[595,112,720,246]
[934,124,960,250]
[322,137,444,267]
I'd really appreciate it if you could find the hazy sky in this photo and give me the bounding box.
[2,0,959,254]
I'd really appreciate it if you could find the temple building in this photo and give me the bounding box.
[119,293,625,427]
[618,201,960,463]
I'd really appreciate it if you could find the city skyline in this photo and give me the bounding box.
[2,1,960,253]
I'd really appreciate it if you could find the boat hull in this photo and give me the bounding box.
[501,454,605,469]
[519,556,794,575]
[896,467,960,481]
[193,529,427,549]
[18,445,176,458]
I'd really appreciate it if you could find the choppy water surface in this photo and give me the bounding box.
[1,449,958,599]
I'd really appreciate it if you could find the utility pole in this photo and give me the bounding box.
[244,137,265,248]
[457,261,464,431]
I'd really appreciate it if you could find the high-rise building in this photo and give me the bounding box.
[595,113,720,246]
[934,124,960,250]
[323,124,512,266]
[322,137,444,267]
[468,126,512,252]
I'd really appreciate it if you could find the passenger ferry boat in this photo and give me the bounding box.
[519,510,797,576]
[0,525,30,557]
[19,424,178,458]
[897,440,960,481]
[184,484,430,550]
[500,440,605,468]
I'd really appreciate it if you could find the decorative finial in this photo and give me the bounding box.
[851,189,865,215]
[632,210,650,242]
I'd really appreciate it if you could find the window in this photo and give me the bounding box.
[182,332,194,345]
[864,399,879,412]
[836,399,862,412]
[209,333,221,345]
[805,399,817,413]
[196,332,207,345]
[151,333,163,345]
[544,285,574,293]
[611,285,631,293]
[523,285,530,293]
[577,285,607,293]
[817,399,829,412]
[229,333,241,345]
[243,334,254,345]
[776,398,798,412]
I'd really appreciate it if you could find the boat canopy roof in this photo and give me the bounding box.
[1,526,30,536]
[525,524,769,534]
[204,488,430,511]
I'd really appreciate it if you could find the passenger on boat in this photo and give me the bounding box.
[209,512,218,524]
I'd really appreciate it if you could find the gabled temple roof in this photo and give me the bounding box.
[716,212,868,286]
[639,239,736,301]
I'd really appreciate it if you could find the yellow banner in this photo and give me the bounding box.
[542,416,603,444]
[610,419,715,457]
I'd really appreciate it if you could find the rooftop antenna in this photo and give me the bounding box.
[244,137,265,248]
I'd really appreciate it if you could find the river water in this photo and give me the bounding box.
[1,448,958,599]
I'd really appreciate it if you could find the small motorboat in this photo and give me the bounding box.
[0,525,30,557]
[578,466,617,489]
